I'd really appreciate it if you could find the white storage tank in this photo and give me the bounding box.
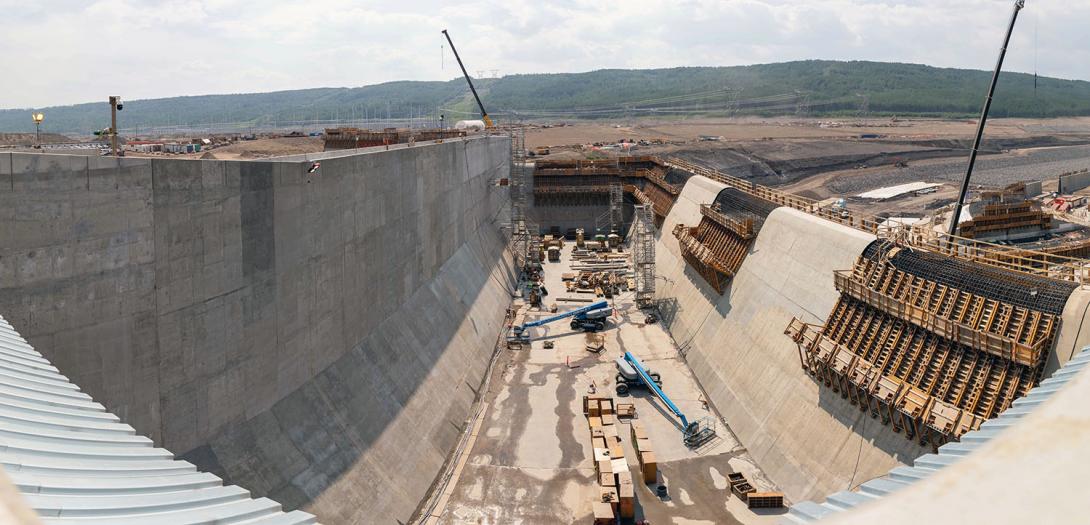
[455,119,486,131]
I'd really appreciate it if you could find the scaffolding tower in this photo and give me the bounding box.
[508,126,539,271]
[609,183,624,234]
[632,204,656,307]
[597,182,625,236]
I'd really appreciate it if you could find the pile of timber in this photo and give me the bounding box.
[564,270,629,297]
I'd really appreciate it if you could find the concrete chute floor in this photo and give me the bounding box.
[436,243,783,524]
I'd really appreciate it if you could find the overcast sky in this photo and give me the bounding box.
[1,0,1086,109]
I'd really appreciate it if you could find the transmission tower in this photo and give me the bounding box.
[632,204,656,308]
[727,87,743,117]
[856,93,870,116]
[795,90,812,116]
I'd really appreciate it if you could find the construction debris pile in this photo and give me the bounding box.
[561,248,631,298]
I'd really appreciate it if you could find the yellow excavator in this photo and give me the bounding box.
[442,29,494,128]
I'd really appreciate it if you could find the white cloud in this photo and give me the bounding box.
[0,0,1085,108]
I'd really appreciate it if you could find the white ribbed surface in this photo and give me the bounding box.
[0,315,317,524]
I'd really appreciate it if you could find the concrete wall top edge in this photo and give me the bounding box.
[268,134,504,163]
[3,135,505,167]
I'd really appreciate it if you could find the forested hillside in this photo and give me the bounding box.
[3,60,1088,133]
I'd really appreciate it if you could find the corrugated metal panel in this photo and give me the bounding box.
[783,346,1090,524]
[0,315,317,525]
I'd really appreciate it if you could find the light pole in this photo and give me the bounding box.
[31,113,44,148]
[108,96,123,156]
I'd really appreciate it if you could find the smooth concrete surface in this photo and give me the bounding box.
[1058,169,1090,193]
[654,176,927,504]
[1050,286,1090,374]
[528,203,635,238]
[0,314,314,524]
[818,347,1090,525]
[0,136,515,523]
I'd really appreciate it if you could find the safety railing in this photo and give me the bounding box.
[660,156,1090,284]
[699,204,755,239]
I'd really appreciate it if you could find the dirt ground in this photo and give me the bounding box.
[119,137,325,160]
[524,116,1090,151]
[0,132,75,146]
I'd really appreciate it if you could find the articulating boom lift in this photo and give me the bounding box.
[621,351,716,447]
[511,300,611,341]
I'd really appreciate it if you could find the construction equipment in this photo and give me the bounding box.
[614,356,661,395]
[618,352,717,447]
[510,300,611,341]
[948,0,1026,238]
[441,29,493,128]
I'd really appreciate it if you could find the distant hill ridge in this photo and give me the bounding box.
[3,60,1089,133]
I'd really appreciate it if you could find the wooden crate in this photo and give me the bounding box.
[729,472,756,500]
[617,480,635,518]
[592,501,615,524]
[583,395,609,416]
[747,492,784,509]
[609,442,624,459]
[639,451,657,483]
[599,486,619,507]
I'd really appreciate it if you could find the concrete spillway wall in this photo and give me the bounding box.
[0,136,514,523]
[655,176,928,501]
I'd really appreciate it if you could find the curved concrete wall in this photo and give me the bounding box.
[819,347,1090,525]
[1050,287,1090,374]
[0,137,515,522]
[655,176,926,503]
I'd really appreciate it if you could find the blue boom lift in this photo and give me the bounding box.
[510,300,611,341]
[618,351,716,447]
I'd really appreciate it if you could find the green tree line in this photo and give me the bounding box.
[3,60,1089,134]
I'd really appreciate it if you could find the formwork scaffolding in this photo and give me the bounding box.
[785,252,1063,449]
[609,183,624,234]
[508,126,539,271]
[595,182,625,236]
[632,204,656,307]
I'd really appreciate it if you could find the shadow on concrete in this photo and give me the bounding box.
[815,382,928,465]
